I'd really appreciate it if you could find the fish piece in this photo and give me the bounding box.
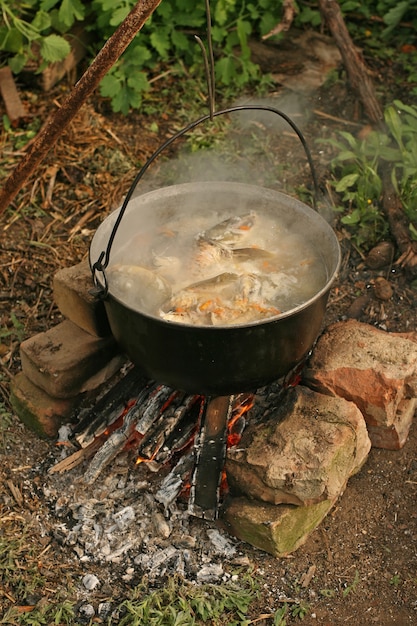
[232,247,275,262]
[159,273,239,325]
[152,254,183,282]
[194,240,233,268]
[161,272,240,311]
[197,212,256,247]
[159,271,281,326]
[107,264,172,313]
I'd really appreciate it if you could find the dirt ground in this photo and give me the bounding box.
[1,35,417,625]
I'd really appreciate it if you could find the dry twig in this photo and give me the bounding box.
[262,0,298,40]
[0,0,162,216]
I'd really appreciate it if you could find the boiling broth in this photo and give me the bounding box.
[106,207,329,326]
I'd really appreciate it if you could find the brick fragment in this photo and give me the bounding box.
[303,320,417,449]
[53,259,110,337]
[20,320,120,398]
[10,372,79,438]
[366,398,417,450]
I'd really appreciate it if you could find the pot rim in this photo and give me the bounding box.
[90,181,341,330]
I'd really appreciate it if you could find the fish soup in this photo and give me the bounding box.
[106,204,329,327]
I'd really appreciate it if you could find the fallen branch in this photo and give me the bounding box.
[262,0,298,40]
[317,0,383,126]
[0,0,162,217]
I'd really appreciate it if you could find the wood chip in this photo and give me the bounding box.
[6,479,24,507]
[300,564,317,587]
[0,67,26,125]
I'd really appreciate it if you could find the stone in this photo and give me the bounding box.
[373,276,393,301]
[364,241,394,269]
[226,385,370,506]
[9,372,79,438]
[53,259,111,337]
[366,398,417,450]
[303,320,417,438]
[20,320,121,398]
[223,496,335,557]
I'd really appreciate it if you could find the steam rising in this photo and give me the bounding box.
[89,95,340,327]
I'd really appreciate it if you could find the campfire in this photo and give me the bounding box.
[49,365,285,521]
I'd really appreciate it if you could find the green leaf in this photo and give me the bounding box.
[335,173,360,192]
[393,100,417,118]
[171,29,190,52]
[40,0,61,10]
[214,0,231,26]
[384,105,405,149]
[0,28,24,54]
[127,71,150,93]
[338,130,360,149]
[236,18,251,55]
[39,33,70,62]
[124,44,152,66]
[109,6,131,27]
[341,209,361,225]
[155,1,173,20]
[383,2,409,28]
[58,0,86,29]
[2,114,12,132]
[150,29,171,59]
[32,10,52,33]
[334,150,359,162]
[9,53,28,73]
[408,222,417,242]
[215,56,236,86]
[100,73,122,98]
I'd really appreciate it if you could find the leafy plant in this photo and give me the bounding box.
[342,570,360,597]
[270,600,310,624]
[0,311,26,343]
[2,0,417,114]
[0,0,82,73]
[322,99,417,249]
[117,574,257,626]
[322,130,388,249]
[390,573,401,586]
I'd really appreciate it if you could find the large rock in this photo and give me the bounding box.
[223,496,335,558]
[303,320,417,448]
[226,385,370,506]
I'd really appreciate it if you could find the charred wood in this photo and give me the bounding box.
[189,395,234,520]
[73,366,146,447]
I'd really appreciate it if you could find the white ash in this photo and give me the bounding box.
[78,603,95,619]
[43,451,246,587]
[82,574,100,591]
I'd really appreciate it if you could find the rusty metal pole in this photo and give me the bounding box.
[0,0,162,216]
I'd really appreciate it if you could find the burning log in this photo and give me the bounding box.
[73,366,146,447]
[155,452,195,509]
[137,393,203,462]
[51,368,257,519]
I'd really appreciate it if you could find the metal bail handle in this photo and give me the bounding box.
[93,105,321,293]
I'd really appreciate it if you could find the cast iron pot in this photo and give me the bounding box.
[90,178,341,395]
